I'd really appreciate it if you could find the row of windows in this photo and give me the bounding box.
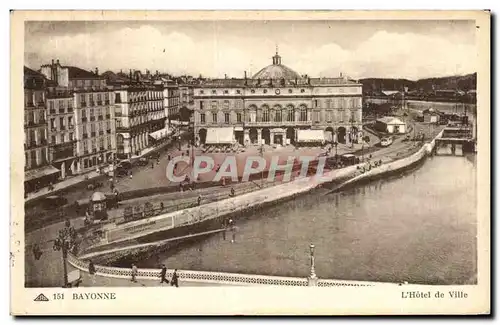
[49,116,74,130]
[198,87,360,96]
[198,109,359,124]
[25,111,46,125]
[82,121,112,134]
[25,148,48,169]
[199,98,361,110]
[51,132,74,144]
[24,90,45,106]
[48,99,74,111]
[81,136,113,151]
[82,108,112,119]
[78,92,111,103]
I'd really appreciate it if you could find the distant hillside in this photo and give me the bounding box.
[359,73,476,93]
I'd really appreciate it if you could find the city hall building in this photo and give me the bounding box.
[192,52,363,147]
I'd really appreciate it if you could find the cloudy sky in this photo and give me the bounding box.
[25,20,477,80]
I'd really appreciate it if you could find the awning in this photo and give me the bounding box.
[25,165,60,182]
[149,128,169,140]
[296,130,325,143]
[205,127,235,145]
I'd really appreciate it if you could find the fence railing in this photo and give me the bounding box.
[67,253,385,287]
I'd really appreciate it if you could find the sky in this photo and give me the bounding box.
[24,20,477,80]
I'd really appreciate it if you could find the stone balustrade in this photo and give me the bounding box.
[67,253,395,287]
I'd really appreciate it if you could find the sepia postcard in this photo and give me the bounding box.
[10,10,490,315]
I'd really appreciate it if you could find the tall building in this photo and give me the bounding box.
[40,60,117,174]
[46,86,76,178]
[23,67,56,193]
[165,84,180,126]
[179,84,194,122]
[114,84,165,159]
[192,51,363,147]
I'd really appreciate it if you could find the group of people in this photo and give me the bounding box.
[88,261,180,287]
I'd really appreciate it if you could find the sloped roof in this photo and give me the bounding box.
[65,66,101,79]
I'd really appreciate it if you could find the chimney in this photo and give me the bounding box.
[51,59,54,65]
[129,69,132,81]
[56,59,59,65]
[95,67,99,76]
[244,71,247,79]
[224,74,227,79]
[340,72,343,78]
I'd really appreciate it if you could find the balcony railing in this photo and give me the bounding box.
[50,109,56,114]
[81,102,87,108]
[97,100,103,105]
[60,126,66,131]
[98,115,103,121]
[68,107,74,113]
[83,150,89,155]
[26,102,35,107]
[59,108,65,114]
[99,131,104,135]
[89,101,95,107]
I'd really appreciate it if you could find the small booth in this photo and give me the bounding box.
[88,191,108,222]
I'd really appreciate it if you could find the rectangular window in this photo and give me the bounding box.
[212,112,217,123]
[115,93,121,103]
[49,101,54,110]
[223,100,229,109]
[50,118,56,129]
[211,101,217,110]
[59,117,65,129]
[314,100,318,108]
[69,133,73,141]
[199,101,204,110]
[224,113,230,124]
[236,113,242,123]
[200,113,205,124]
[51,135,56,144]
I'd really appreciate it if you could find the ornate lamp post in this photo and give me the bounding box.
[53,219,77,287]
[308,243,318,286]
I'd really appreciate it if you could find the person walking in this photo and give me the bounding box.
[89,261,96,285]
[159,264,169,284]
[131,264,138,283]
[171,269,179,287]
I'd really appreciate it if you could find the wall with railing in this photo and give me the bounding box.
[67,253,395,287]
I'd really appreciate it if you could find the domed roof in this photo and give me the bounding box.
[252,51,301,80]
[91,191,106,201]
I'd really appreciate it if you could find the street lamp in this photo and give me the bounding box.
[308,243,318,286]
[53,219,77,287]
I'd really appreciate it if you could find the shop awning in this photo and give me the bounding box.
[149,128,169,140]
[296,130,325,143]
[24,165,60,182]
[205,127,235,145]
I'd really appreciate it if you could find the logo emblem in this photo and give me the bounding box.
[275,89,280,95]
[34,293,49,302]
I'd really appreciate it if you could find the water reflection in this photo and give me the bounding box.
[144,156,477,285]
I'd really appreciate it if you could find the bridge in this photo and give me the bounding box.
[434,126,476,154]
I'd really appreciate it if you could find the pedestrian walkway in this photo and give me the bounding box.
[79,272,232,287]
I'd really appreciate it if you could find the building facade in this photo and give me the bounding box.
[179,85,194,122]
[24,67,57,193]
[114,85,165,159]
[193,52,363,147]
[40,61,117,174]
[165,85,180,126]
[46,87,77,178]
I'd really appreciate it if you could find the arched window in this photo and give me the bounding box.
[287,105,295,122]
[275,109,282,122]
[262,105,269,122]
[299,106,307,122]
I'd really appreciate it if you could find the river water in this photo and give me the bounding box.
[146,151,477,285]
